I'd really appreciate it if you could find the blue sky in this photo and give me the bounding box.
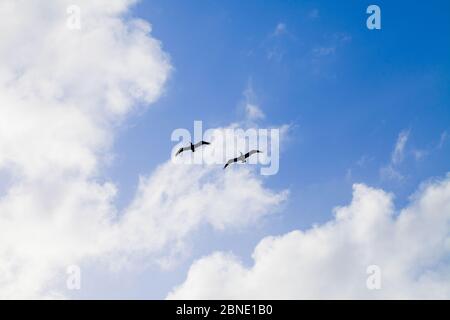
[85,0,450,297]
[4,0,450,299]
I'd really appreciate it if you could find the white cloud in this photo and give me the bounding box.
[380,165,404,182]
[168,174,450,299]
[0,0,171,298]
[245,104,265,121]
[392,130,410,165]
[0,0,287,298]
[0,0,171,179]
[271,23,287,37]
[412,149,428,161]
[311,33,351,60]
[438,131,448,149]
[380,130,410,181]
[119,163,287,259]
[241,82,265,122]
[313,47,336,57]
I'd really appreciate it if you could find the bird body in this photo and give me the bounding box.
[223,150,262,169]
[175,141,210,156]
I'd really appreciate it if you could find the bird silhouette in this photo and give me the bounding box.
[223,150,262,169]
[175,141,211,156]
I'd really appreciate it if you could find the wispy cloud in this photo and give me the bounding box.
[265,23,288,61]
[245,104,265,121]
[438,130,448,148]
[412,149,428,161]
[271,22,287,37]
[313,46,336,57]
[332,32,352,44]
[380,165,405,181]
[380,130,410,181]
[312,32,352,58]
[310,32,352,78]
[241,81,265,122]
[391,130,410,165]
[308,9,319,20]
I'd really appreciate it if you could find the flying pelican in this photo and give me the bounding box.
[223,150,262,169]
[175,141,211,156]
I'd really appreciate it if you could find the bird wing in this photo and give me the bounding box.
[223,157,236,169]
[175,146,189,156]
[193,141,211,149]
[245,149,262,158]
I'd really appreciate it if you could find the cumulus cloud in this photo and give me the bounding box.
[119,163,286,263]
[168,174,450,299]
[0,0,171,298]
[0,0,171,179]
[0,0,287,298]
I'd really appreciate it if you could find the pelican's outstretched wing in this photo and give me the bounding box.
[175,146,190,156]
[244,149,262,158]
[193,141,211,149]
[223,157,237,169]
